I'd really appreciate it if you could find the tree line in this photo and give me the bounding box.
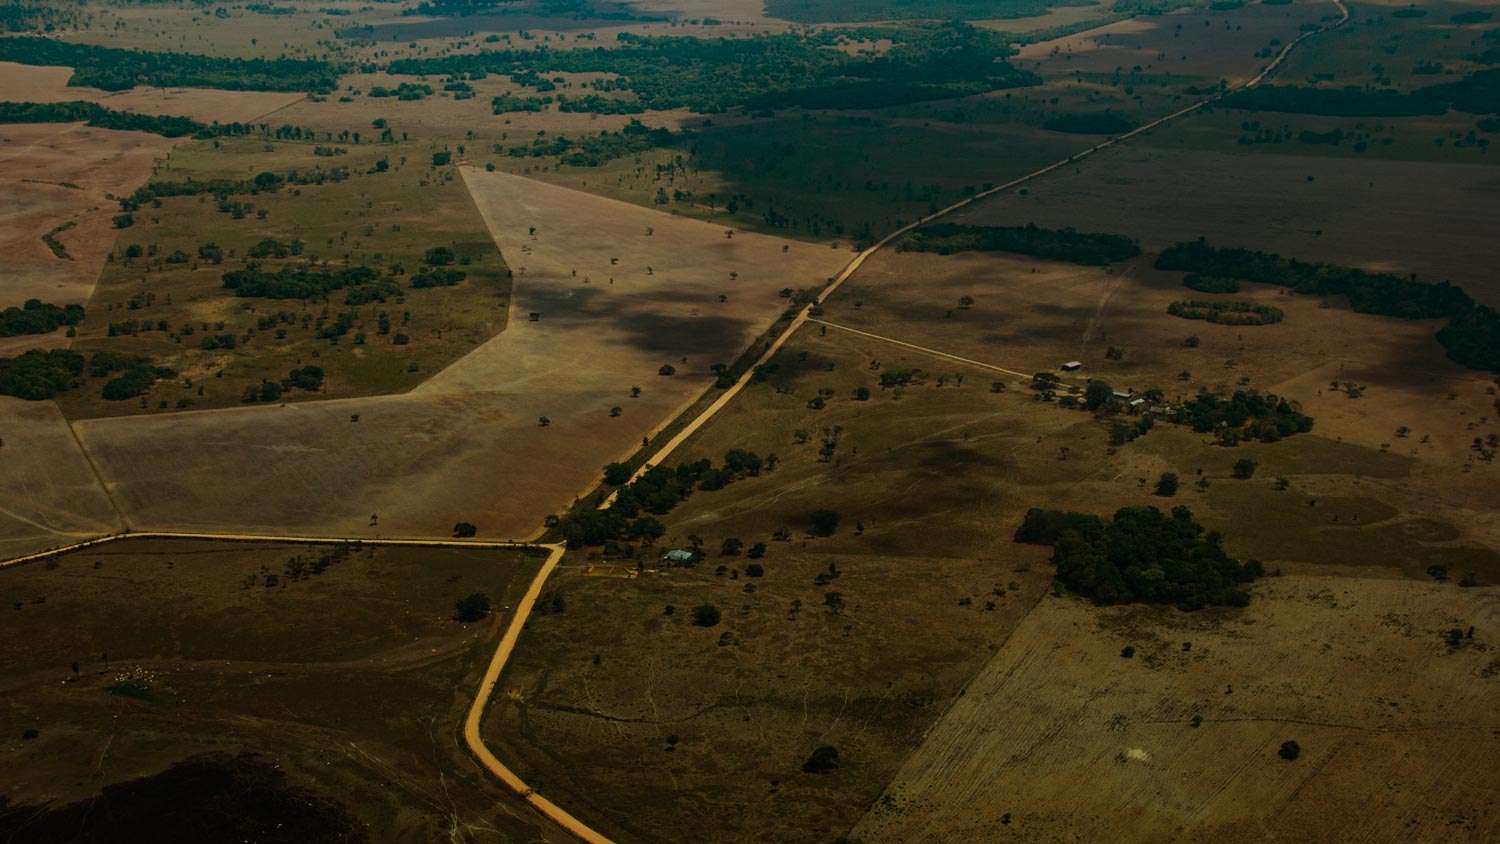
[899,222,1141,265]
[0,36,341,93]
[0,100,246,139]
[0,348,172,401]
[1015,505,1265,610]
[1157,239,1499,371]
[388,22,1038,114]
[1218,69,1500,118]
[0,299,83,337]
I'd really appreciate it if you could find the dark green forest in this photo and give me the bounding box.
[899,223,1141,264]
[388,23,1038,113]
[1015,505,1264,609]
[1219,70,1500,117]
[0,37,340,92]
[1156,239,1498,370]
[0,100,221,138]
[0,299,84,337]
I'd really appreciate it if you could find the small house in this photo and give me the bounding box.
[1061,361,1083,372]
[661,549,695,565]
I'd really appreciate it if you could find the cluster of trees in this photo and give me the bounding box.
[0,349,171,400]
[500,121,677,167]
[1015,505,1265,609]
[1157,239,1499,371]
[0,349,85,400]
[0,37,340,93]
[1171,389,1314,444]
[368,82,431,100]
[1182,273,1240,294]
[1218,70,1500,118]
[222,264,379,299]
[410,269,466,288]
[1041,110,1137,135]
[388,22,1037,114]
[119,168,348,212]
[899,223,1141,265]
[559,450,768,548]
[1167,299,1284,326]
[557,94,645,114]
[0,299,83,337]
[93,352,174,401]
[0,101,234,139]
[491,94,552,113]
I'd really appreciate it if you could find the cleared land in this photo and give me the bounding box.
[0,397,121,561]
[0,538,554,841]
[953,147,1500,306]
[0,123,173,311]
[61,170,850,543]
[853,575,1500,842]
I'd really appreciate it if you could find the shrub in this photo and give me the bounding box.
[802,745,839,773]
[1279,740,1301,760]
[454,592,490,622]
[691,603,721,627]
[452,522,477,537]
[603,462,633,485]
[808,509,840,536]
[1232,458,1258,479]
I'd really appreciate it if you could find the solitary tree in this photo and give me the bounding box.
[454,592,490,622]
[1155,472,1179,496]
[692,603,721,627]
[808,509,840,536]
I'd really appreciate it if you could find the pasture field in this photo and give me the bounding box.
[0,398,121,561]
[57,136,512,418]
[63,170,849,543]
[0,122,173,313]
[853,574,1500,842]
[0,538,551,841]
[952,145,1500,305]
[483,290,1499,840]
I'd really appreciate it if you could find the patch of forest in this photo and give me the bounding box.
[1157,239,1499,371]
[898,222,1141,265]
[387,23,1039,113]
[1041,110,1137,134]
[0,348,173,401]
[0,299,83,338]
[1218,70,1500,117]
[0,36,340,93]
[1015,505,1264,609]
[0,100,250,138]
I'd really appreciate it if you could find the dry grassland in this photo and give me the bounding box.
[821,248,1500,555]
[953,145,1500,306]
[482,314,1489,840]
[852,575,1500,843]
[0,538,553,841]
[62,169,849,543]
[1016,1,1329,84]
[0,123,173,310]
[0,397,121,561]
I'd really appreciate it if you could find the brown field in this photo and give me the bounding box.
[1016,0,1331,84]
[0,64,301,317]
[953,145,1500,306]
[0,538,557,841]
[0,123,173,311]
[821,247,1500,552]
[58,169,850,542]
[852,575,1500,842]
[0,397,121,561]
